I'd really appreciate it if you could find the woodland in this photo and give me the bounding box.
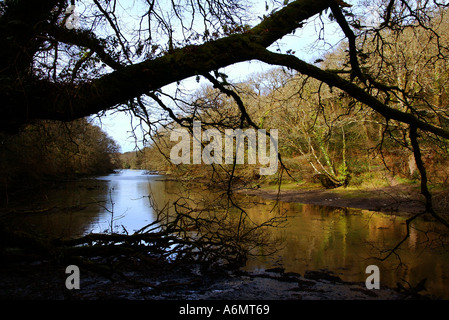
[1,0,449,298]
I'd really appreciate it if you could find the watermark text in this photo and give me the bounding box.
[170,121,279,175]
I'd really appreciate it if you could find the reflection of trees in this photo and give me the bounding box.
[243,200,449,295]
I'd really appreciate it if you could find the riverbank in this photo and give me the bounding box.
[0,258,416,300]
[240,182,449,216]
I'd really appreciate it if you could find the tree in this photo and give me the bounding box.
[2,0,449,264]
[1,0,447,137]
[0,1,428,131]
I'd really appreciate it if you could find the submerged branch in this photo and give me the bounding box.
[1,187,284,280]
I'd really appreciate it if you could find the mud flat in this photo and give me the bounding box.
[241,183,449,216]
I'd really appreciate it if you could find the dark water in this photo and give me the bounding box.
[8,169,449,298]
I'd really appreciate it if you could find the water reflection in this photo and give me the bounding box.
[7,169,449,298]
[243,200,449,298]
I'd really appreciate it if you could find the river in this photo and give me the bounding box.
[8,169,449,298]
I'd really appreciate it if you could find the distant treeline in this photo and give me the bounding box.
[1,118,120,203]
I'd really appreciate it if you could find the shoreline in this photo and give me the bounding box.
[239,183,433,216]
[155,172,445,217]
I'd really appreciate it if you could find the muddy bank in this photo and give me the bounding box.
[150,174,447,216]
[240,184,446,216]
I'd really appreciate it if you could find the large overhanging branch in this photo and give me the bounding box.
[1,0,331,130]
[47,25,125,71]
[251,47,449,140]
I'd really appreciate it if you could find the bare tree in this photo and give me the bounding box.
[2,0,449,270]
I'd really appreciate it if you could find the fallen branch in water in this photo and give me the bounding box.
[1,190,285,283]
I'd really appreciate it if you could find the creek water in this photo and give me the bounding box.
[10,169,449,298]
